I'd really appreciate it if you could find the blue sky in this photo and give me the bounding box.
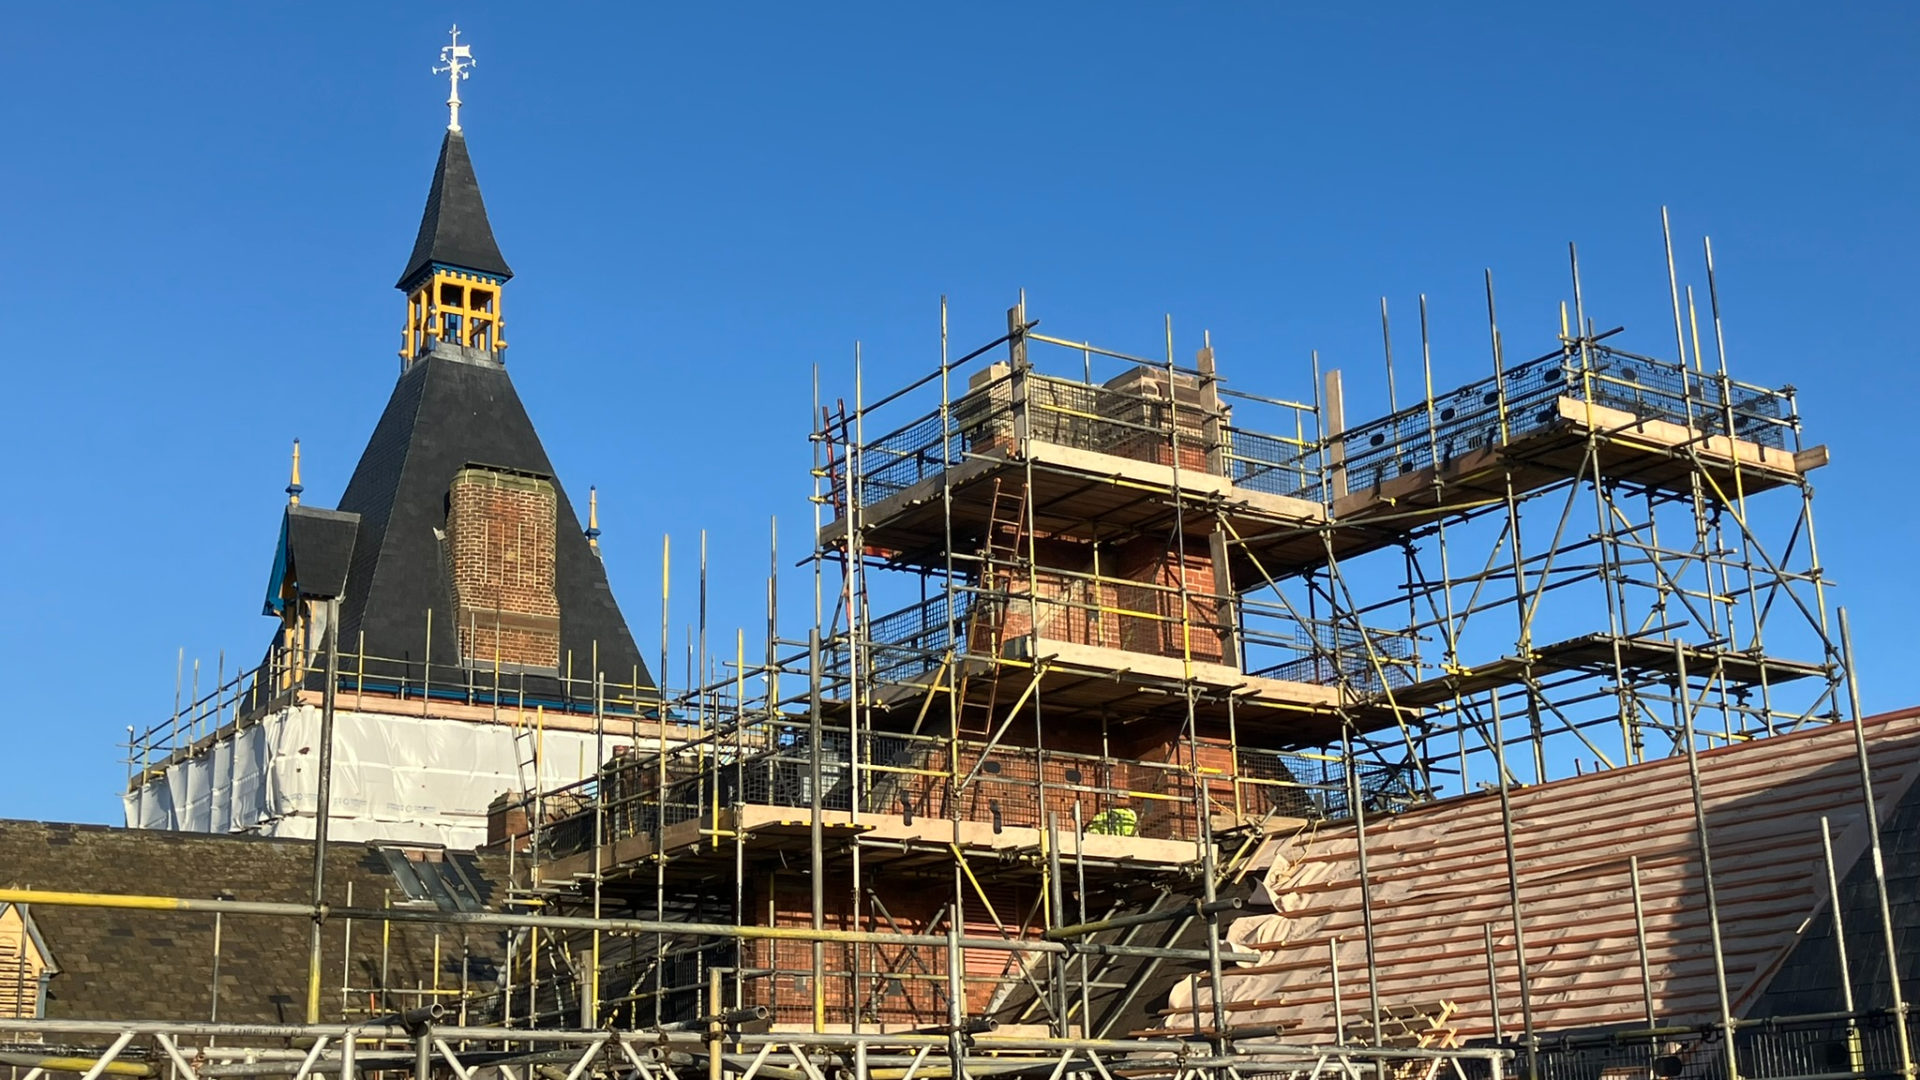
[0,5,1914,823]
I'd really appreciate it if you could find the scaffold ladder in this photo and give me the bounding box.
[957,478,1029,736]
[509,704,546,856]
[821,400,851,522]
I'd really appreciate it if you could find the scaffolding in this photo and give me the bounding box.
[122,608,666,845]
[482,220,1858,1054]
[61,215,1918,1080]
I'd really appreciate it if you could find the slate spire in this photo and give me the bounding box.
[258,110,650,699]
[396,130,513,291]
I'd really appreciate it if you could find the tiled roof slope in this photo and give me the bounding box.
[1161,710,1920,1040]
[0,820,507,1023]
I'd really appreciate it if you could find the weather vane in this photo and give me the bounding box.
[433,25,475,132]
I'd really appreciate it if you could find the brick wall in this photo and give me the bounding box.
[743,874,1045,1029]
[957,364,1219,473]
[446,467,562,670]
[1110,537,1226,663]
[1097,366,1214,474]
[859,723,1211,843]
[485,791,532,852]
[1126,723,1242,839]
[876,744,1144,835]
[972,537,1227,665]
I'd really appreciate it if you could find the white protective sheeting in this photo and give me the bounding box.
[122,704,628,847]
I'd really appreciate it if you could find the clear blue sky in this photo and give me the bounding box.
[1,5,1914,823]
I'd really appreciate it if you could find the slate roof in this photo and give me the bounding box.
[263,505,361,615]
[0,820,507,1023]
[254,122,650,704]
[396,130,512,289]
[325,345,651,699]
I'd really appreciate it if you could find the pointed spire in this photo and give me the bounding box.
[397,130,513,290]
[585,486,602,551]
[286,439,303,506]
[400,29,508,293]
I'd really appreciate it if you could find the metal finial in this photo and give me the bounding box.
[433,25,475,132]
[287,439,304,507]
[585,485,601,548]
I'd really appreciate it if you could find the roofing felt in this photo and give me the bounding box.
[1151,710,1920,1041]
[396,129,512,289]
[1749,740,1920,1017]
[0,820,507,1023]
[322,346,650,696]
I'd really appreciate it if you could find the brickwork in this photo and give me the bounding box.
[959,363,1017,457]
[857,723,1216,843]
[446,467,562,670]
[947,361,1236,667]
[743,875,1044,1028]
[955,364,1219,473]
[1126,724,1241,839]
[973,538,1226,666]
[484,791,531,852]
[1110,537,1226,662]
[1097,366,1213,474]
[1103,410,1210,473]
